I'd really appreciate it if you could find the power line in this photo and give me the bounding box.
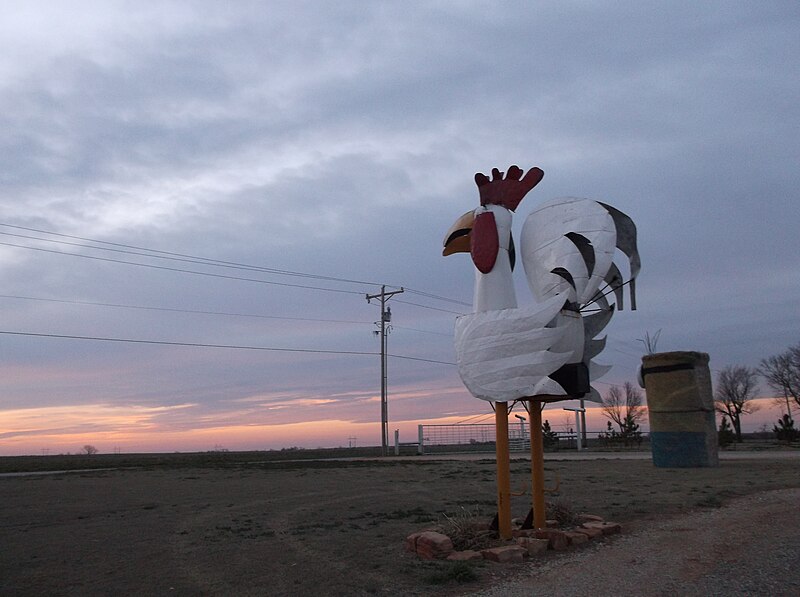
[0,330,377,355]
[0,294,372,325]
[403,287,471,307]
[0,223,380,287]
[455,413,482,424]
[394,299,465,315]
[0,294,461,341]
[388,354,455,366]
[0,222,471,308]
[0,329,457,365]
[455,412,494,424]
[393,325,452,337]
[1,228,384,290]
[0,241,364,295]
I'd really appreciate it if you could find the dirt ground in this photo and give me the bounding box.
[469,486,800,597]
[1,453,798,596]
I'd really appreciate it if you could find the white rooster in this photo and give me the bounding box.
[443,166,639,404]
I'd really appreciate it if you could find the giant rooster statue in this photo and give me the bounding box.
[443,165,640,535]
[443,165,639,403]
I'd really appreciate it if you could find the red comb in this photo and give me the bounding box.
[474,166,544,211]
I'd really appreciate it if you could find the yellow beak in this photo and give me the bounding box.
[443,210,475,256]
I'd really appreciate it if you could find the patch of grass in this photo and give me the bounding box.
[439,507,497,551]
[546,498,580,527]
[423,561,479,585]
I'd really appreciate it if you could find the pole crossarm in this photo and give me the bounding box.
[365,286,405,303]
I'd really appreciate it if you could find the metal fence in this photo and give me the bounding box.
[410,423,649,455]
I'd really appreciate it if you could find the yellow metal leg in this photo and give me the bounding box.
[529,402,547,529]
[494,402,512,540]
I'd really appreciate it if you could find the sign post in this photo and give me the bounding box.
[494,402,512,539]
[527,401,547,529]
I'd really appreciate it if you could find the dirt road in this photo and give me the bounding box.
[469,487,800,597]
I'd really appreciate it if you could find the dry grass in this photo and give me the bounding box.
[439,506,499,551]
[546,498,580,527]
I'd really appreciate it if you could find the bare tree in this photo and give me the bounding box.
[714,365,759,442]
[81,445,98,455]
[602,385,625,430]
[624,382,646,426]
[601,381,645,433]
[759,342,800,416]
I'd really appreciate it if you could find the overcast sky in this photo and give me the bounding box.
[1,1,797,454]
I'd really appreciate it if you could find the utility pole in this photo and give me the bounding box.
[366,285,404,456]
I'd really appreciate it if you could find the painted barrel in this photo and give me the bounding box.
[641,351,718,468]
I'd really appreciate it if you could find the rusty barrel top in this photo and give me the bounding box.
[641,351,713,414]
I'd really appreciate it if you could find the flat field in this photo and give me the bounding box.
[1,451,798,596]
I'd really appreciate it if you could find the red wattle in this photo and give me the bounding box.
[470,211,499,274]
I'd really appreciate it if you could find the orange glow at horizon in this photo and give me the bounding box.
[0,396,790,456]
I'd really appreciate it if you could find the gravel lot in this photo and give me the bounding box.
[468,487,800,597]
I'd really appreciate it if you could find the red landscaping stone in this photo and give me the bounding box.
[481,545,527,563]
[545,519,560,528]
[534,528,569,551]
[573,526,603,539]
[516,537,549,556]
[447,550,483,561]
[564,531,589,545]
[415,531,454,560]
[512,529,535,538]
[404,532,423,553]
[581,521,622,535]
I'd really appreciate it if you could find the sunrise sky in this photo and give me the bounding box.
[1,2,798,455]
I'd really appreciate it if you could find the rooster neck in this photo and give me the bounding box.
[473,248,516,312]
[471,204,516,313]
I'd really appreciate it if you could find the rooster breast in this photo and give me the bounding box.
[454,292,573,402]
